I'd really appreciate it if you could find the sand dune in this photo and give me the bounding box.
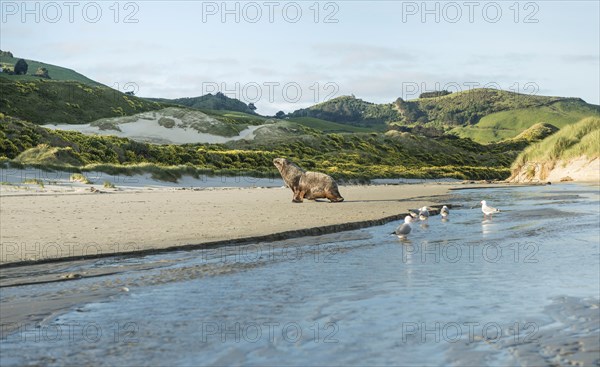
[42,107,271,144]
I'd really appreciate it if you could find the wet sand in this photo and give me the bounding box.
[0,184,455,265]
[447,297,600,366]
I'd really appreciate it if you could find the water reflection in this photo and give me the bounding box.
[1,184,598,366]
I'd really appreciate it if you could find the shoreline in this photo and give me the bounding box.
[0,208,448,269]
[1,184,457,266]
[0,181,568,267]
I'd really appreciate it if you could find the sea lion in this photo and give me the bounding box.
[273,158,344,203]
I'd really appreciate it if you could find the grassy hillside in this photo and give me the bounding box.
[0,76,164,124]
[451,99,600,143]
[288,117,384,133]
[396,88,567,127]
[147,92,256,114]
[203,109,268,126]
[0,54,103,86]
[512,117,600,172]
[1,116,531,181]
[511,123,559,141]
[287,95,399,127]
[286,89,599,142]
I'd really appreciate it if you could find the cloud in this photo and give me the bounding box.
[561,54,599,64]
[311,42,417,69]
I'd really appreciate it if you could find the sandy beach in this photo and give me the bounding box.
[0,184,455,265]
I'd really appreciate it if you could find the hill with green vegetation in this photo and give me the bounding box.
[1,116,537,181]
[394,88,569,127]
[510,117,600,182]
[287,95,400,128]
[288,89,599,142]
[287,117,384,133]
[450,99,599,143]
[1,55,596,182]
[147,92,257,114]
[0,52,103,86]
[511,123,559,142]
[0,76,164,124]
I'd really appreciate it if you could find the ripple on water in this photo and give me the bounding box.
[0,184,598,366]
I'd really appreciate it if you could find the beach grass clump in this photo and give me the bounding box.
[103,180,116,188]
[23,178,44,187]
[70,173,93,184]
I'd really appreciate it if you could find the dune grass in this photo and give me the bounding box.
[22,178,44,187]
[70,173,93,184]
[512,117,600,171]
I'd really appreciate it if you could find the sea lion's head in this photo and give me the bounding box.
[273,158,288,171]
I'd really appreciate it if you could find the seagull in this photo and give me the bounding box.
[418,206,430,221]
[394,215,413,238]
[408,209,419,219]
[481,200,500,217]
[440,205,449,218]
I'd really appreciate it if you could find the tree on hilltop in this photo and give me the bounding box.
[14,59,28,75]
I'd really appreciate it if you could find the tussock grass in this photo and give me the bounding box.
[70,173,93,184]
[511,117,600,174]
[23,178,44,187]
[103,181,116,188]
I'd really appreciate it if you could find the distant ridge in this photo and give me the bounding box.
[0,52,104,87]
[147,92,257,115]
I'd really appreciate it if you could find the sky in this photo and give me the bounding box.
[1,0,599,115]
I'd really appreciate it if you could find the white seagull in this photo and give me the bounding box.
[440,205,449,218]
[408,209,419,219]
[418,206,430,221]
[395,215,413,238]
[480,200,500,217]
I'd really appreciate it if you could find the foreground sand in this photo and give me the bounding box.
[0,184,455,264]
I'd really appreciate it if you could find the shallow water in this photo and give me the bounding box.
[1,183,598,366]
[0,167,284,189]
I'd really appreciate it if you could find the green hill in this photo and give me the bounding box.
[147,92,257,114]
[511,123,560,142]
[288,89,598,143]
[0,76,164,124]
[510,117,600,181]
[450,99,599,143]
[0,53,103,86]
[512,117,600,168]
[395,88,569,127]
[2,116,531,181]
[287,95,399,128]
[287,117,384,133]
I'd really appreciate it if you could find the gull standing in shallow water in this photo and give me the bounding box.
[481,200,500,217]
[408,209,419,219]
[418,206,430,221]
[440,205,449,219]
[394,216,413,238]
